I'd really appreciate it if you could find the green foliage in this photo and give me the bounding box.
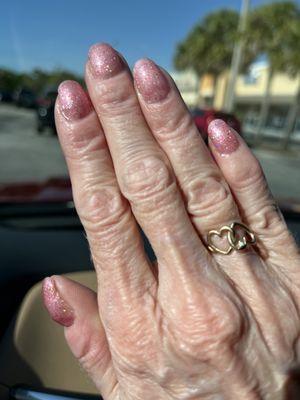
[174,10,240,76]
[247,1,300,76]
[0,69,23,92]
[0,68,83,94]
[174,1,300,78]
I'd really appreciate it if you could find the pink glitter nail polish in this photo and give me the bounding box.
[88,43,124,79]
[58,81,92,121]
[134,59,170,103]
[208,119,239,155]
[42,277,74,327]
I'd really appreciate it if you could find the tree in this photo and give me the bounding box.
[0,67,84,95]
[0,69,23,92]
[174,9,257,104]
[281,17,300,149]
[246,1,300,143]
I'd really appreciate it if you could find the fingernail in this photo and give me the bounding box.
[88,43,125,79]
[58,81,92,121]
[42,277,75,327]
[208,119,239,155]
[134,59,170,103]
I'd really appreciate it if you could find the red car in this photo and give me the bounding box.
[191,108,242,141]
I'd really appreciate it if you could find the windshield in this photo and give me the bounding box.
[1,0,299,206]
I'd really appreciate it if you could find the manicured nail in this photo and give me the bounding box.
[134,59,170,103]
[208,119,239,155]
[58,81,92,121]
[88,43,125,79]
[42,277,75,327]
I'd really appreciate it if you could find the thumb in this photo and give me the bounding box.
[42,275,118,399]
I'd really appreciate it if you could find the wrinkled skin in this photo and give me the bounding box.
[43,44,300,400]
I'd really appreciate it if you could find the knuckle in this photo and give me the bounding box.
[251,200,283,232]
[169,295,244,361]
[249,200,296,249]
[121,156,175,209]
[107,316,157,374]
[73,321,109,375]
[79,342,108,375]
[185,174,233,219]
[95,78,137,116]
[230,156,264,192]
[60,124,107,161]
[154,110,196,143]
[90,223,137,266]
[75,186,129,236]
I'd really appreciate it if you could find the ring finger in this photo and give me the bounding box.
[208,119,299,270]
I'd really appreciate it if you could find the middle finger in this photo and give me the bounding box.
[85,43,208,280]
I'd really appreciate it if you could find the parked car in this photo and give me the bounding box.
[191,108,242,141]
[36,89,57,134]
[0,89,13,103]
[14,88,37,108]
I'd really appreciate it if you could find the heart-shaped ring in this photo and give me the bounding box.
[228,222,256,251]
[207,222,256,255]
[207,226,234,255]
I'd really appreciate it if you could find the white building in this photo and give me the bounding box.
[169,70,199,107]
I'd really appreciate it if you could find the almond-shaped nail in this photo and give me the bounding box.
[208,119,239,155]
[134,59,170,104]
[42,277,75,327]
[58,81,92,121]
[88,43,125,79]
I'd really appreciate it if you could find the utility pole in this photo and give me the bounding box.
[224,0,250,112]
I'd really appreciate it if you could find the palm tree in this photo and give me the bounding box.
[282,18,300,149]
[174,9,256,105]
[246,1,300,143]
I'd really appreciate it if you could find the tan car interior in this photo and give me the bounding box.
[0,271,98,398]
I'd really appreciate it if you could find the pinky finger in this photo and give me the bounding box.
[208,119,299,264]
[42,275,118,399]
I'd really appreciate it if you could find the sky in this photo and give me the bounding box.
[1,0,299,74]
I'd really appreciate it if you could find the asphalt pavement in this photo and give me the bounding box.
[0,104,67,184]
[0,103,299,201]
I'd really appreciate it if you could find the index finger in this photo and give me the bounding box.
[55,80,155,315]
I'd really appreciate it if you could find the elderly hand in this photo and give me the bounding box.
[43,43,300,400]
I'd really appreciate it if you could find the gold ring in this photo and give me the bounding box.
[207,222,256,255]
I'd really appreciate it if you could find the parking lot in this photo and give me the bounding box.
[0,103,300,200]
[0,104,67,183]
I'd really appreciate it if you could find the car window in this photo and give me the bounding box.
[214,112,232,119]
[0,0,299,205]
[191,109,205,117]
